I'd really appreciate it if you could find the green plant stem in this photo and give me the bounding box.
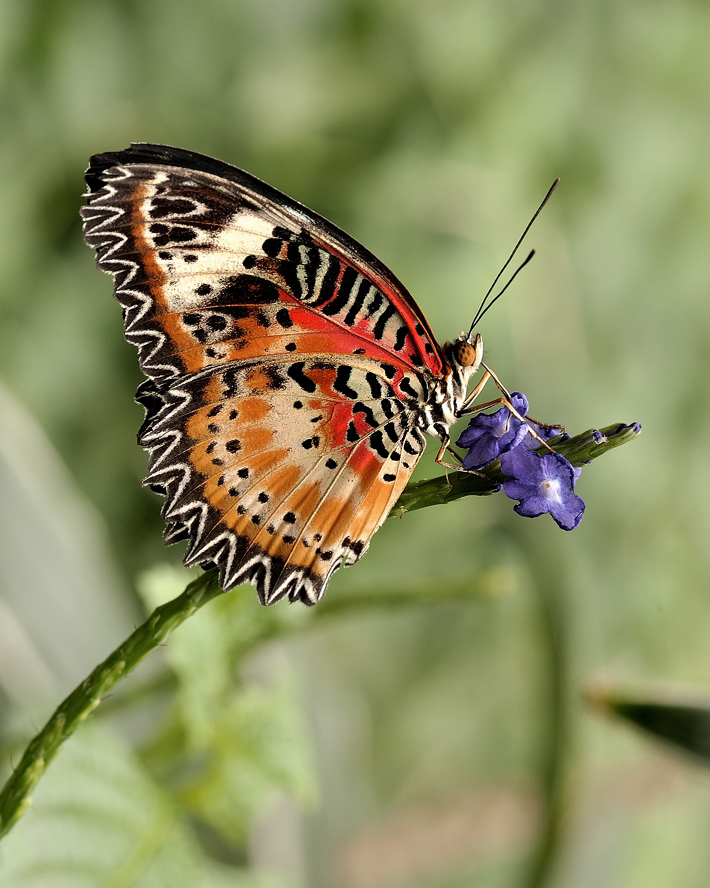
[0,571,222,838]
[0,419,638,841]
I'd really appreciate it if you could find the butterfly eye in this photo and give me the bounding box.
[455,340,478,367]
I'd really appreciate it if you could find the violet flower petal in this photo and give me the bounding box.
[499,447,585,531]
[456,392,530,470]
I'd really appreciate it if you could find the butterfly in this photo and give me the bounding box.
[82,143,499,606]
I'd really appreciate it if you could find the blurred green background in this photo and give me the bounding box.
[2,1,710,886]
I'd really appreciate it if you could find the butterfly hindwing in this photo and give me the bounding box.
[139,357,426,603]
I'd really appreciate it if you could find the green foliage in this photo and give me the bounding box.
[0,723,279,888]
[591,683,710,763]
[137,568,316,844]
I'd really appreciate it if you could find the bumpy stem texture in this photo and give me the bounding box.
[0,572,221,838]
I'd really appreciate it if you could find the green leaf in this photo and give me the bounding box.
[589,683,710,762]
[0,723,281,888]
[137,567,317,843]
[181,684,318,842]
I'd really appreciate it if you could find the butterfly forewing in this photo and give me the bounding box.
[82,143,442,604]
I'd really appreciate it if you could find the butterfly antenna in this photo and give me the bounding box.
[469,178,560,335]
[474,249,535,328]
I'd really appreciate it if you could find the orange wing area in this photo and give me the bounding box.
[140,358,426,604]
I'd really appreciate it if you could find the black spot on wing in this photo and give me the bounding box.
[322,266,357,316]
[206,314,226,331]
[150,223,196,247]
[365,289,383,319]
[262,237,283,257]
[366,373,383,398]
[400,377,420,400]
[311,253,340,308]
[380,399,395,419]
[404,438,420,456]
[369,431,389,459]
[373,305,396,340]
[276,308,293,328]
[149,197,197,218]
[353,402,378,427]
[344,279,370,327]
[333,366,358,399]
[394,326,408,351]
[214,274,280,306]
[383,422,400,443]
[263,365,286,390]
[287,362,316,393]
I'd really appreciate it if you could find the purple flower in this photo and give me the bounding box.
[499,447,585,530]
[456,392,530,470]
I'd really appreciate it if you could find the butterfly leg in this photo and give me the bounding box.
[460,370,492,412]
[525,415,566,437]
[434,437,490,477]
[434,433,464,471]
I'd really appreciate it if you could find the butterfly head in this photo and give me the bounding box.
[436,332,483,415]
[451,331,483,371]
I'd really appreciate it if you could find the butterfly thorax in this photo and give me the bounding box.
[417,333,483,444]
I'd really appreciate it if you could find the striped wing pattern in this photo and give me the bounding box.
[82,144,442,604]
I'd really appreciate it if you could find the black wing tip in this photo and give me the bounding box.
[84,143,248,195]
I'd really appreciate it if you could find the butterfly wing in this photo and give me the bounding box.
[82,143,441,603]
[139,358,426,603]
